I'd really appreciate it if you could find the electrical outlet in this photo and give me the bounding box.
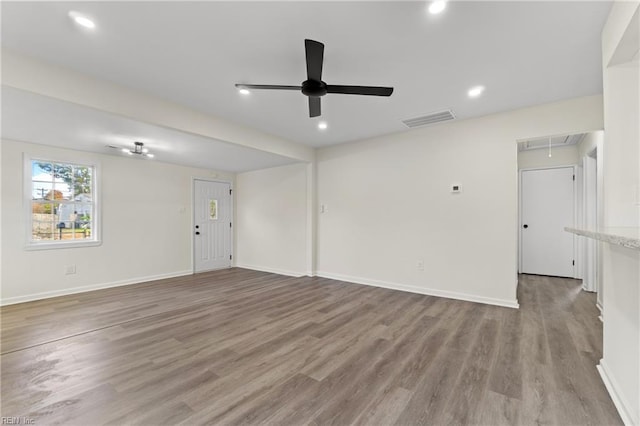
[65,265,76,275]
[416,260,424,271]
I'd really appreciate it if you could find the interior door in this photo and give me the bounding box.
[520,167,575,277]
[194,179,232,272]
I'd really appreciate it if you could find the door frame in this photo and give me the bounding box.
[191,177,234,274]
[518,165,578,278]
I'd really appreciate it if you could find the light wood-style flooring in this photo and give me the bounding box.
[1,269,622,425]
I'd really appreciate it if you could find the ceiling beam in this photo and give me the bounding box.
[1,48,315,163]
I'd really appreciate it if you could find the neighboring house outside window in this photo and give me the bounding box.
[26,157,100,249]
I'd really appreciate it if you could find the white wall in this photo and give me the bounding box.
[316,95,603,308]
[517,144,579,169]
[1,139,234,304]
[235,163,309,276]
[598,3,640,424]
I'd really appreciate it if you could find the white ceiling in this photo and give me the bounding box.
[1,87,299,173]
[1,1,611,148]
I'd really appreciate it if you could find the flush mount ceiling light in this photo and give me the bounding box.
[467,85,485,98]
[318,121,328,130]
[68,11,96,29]
[428,1,447,15]
[238,88,251,95]
[120,141,154,158]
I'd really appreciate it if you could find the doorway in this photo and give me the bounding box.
[193,179,233,272]
[519,166,576,277]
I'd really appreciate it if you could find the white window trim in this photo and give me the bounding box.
[24,153,102,250]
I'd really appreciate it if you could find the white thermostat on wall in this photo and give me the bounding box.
[451,184,462,193]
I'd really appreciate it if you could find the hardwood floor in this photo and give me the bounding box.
[0,269,622,425]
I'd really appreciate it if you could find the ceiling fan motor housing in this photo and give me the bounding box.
[302,79,327,97]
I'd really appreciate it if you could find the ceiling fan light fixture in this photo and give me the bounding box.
[428,1,447,15]
[118,141,154,158]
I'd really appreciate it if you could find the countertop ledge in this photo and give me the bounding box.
[565,227,640,251]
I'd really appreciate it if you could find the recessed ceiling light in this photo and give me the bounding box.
[68,11,96,29]
[428,1,447,15]
[468,85,485,98]
[318,122,328,130]
[238,88,250,95]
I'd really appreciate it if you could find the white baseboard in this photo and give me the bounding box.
[0,270,193,306]
[597,360,637,426]
[315,271,519,309]
[235,264,305,278]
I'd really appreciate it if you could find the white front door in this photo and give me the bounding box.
[194,179,232,272]
[520,167,575,277]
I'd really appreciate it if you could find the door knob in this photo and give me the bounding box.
[523,224,528,229]
[195,231,200,235]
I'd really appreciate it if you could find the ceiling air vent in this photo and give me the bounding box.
[402,110,455,128]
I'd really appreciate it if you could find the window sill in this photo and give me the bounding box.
[25,240,102,251]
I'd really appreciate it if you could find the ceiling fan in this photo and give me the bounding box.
[235,39,394,118]
[106,141,154,158]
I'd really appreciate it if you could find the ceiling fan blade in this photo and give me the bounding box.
[326,85,394,96]
[309,97,321,117]
[305,39,324,81]
[235,84,301,91]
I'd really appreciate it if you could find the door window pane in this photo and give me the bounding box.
[209,199,218,220]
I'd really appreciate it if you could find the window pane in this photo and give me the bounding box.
[57,204,75,229]
[74,204,92,223]
[75,204,92,239]
[32,162,53,181]
[32,221,57,241]
[31,200,55,241]
[32,181,53,200]
[47,187,70,201]
[73,166,92,199]
[52,164,73,200]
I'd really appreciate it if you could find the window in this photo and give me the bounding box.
[26,157,100,249]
